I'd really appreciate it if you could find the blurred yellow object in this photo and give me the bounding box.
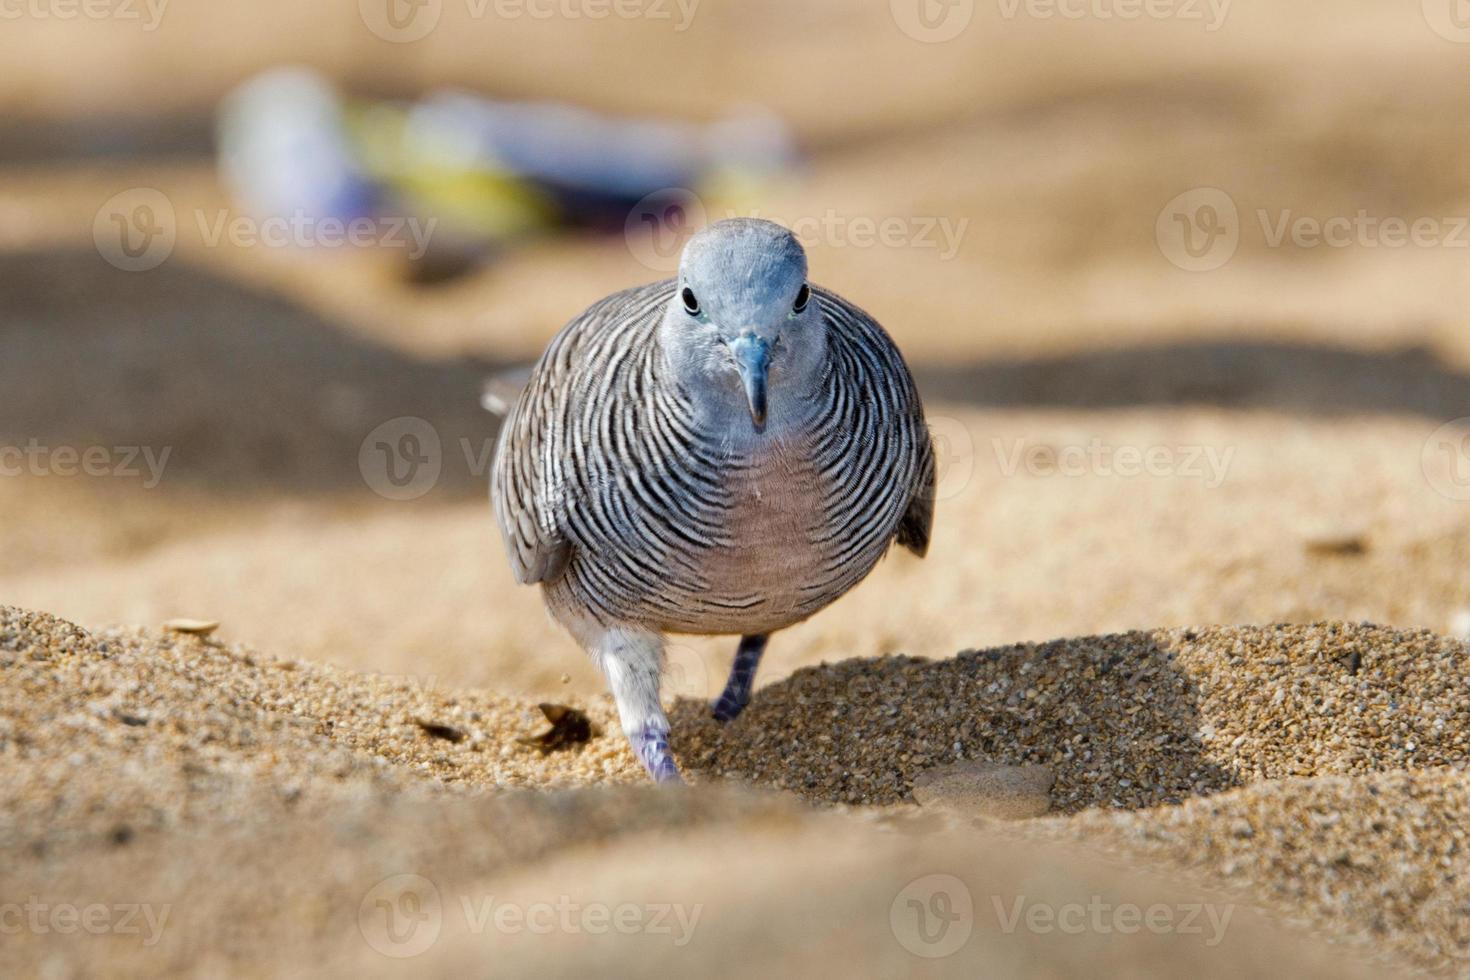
[348,100,557,241]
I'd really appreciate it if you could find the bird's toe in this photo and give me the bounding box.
[710,691,749,723]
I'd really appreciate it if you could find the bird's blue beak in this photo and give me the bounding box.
[727,334,770,430]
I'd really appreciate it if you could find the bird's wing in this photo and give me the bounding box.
[816,286,935,560]
[490,282,672,585]
[490,346,574,585]
[896,428,935,558]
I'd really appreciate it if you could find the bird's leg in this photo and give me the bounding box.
[596,628,683,784]
[712,633,769,723]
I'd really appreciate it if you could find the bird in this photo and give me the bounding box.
[491,217,934,783]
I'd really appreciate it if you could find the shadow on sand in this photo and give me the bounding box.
[0,249,506,500]
[672,632,1238,812]
[915,339,1470,419]
[5,247,1468,508]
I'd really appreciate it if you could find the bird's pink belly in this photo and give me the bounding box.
[657,452,856,635]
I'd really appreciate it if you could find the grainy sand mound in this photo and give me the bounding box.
[0,605,647,851]
[3,606,1467,975]
[676,622,1468,809]
[3,791,1367,980]
[1025,770,1470,972]
[2,606,1372,978]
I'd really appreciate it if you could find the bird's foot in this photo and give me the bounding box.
[710,687,750,723]
[711,633,767,723]
[630,725,683,784]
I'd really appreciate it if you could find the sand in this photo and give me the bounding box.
[3,606,1466,975]
[1027,771,1470,972]
[675,622,1468,809]
[4,2,1470,974]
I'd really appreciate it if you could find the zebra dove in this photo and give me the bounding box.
[492,218,934,783]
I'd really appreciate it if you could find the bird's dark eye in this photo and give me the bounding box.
[681,287,700,316]
[793,283,811,314]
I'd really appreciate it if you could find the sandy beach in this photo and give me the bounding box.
[2,0,1470,974]
[3,607,1466,975]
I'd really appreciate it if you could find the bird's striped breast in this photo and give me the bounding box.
[492,281,932,636]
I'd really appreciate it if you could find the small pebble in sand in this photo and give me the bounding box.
[413,718,467,743]
[162,618,221,637]
[912,760,1055,819]
[519,703,596,753]
[1301,529,1367,557]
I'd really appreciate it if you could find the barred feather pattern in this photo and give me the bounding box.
[492,280,934,638]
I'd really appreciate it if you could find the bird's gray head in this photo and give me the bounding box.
[658,218,825,433]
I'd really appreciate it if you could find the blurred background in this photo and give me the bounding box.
[3,0,1470,699]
